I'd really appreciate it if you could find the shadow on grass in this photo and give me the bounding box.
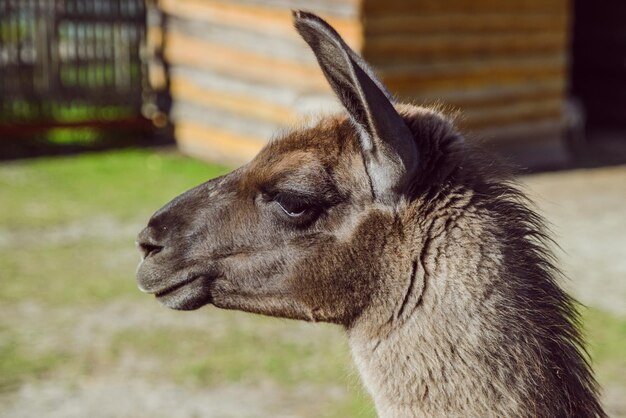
[0,125,173,162]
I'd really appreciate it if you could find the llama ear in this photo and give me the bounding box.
[293,10,418,201]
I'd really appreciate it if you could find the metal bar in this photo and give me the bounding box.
[0,0,150,131]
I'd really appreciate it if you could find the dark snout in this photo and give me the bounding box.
[135,172,237,310]
[136,225,164,260]
[135,197,183,264]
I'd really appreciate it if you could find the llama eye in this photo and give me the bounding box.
[274,193,309,217]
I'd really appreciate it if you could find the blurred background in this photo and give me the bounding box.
[0,0,624,417]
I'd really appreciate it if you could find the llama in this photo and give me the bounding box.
[136,11,605,417]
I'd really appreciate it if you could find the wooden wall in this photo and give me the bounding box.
[152,0,570,164]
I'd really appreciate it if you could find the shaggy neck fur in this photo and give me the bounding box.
[346,109,605,418]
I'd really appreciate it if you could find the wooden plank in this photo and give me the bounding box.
[387,74,564,95]
[459,98,563,130]
[464,115,564,132]
[378,55,566,76]
[166,16,317,66]
[169,66,302,103]
[170,100,281,141]
[364,14,568,35]
[171,62,565,117]
[474,119,565,147]
[163,31,330,91]
[204,0,360,19]
[169,75,299,125]
[147,25,164,50]
[397,77,567,106]
[401,79,566,108]
[175,121,266,164]
[364,32,567,62]
[381,58,565,92]
[164,30,566,94]
[168,65,343,120]
[169,66,314,107]
[160,0,363,49]
[168,76,563,133]
[412,92,565,113]
[408,91,564,109]
[363,0,568,14]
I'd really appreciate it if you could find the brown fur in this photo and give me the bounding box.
[136,12,605,418]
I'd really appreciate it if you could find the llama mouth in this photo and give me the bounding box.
[154,274,216,311]
[154,275,202,297]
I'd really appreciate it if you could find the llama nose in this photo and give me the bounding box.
[136,227,164,259]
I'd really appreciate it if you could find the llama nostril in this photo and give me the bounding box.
[139,242,163,259]
[137,226,165,259]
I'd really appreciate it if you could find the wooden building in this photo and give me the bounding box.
[149,0,571,165]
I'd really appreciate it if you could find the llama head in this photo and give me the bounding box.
[136,11,456,325]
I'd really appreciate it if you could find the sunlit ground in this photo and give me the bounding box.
[0,149,624,417]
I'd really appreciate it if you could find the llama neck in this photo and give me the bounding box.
[348,307,515,418]
[346,221,512,417]
[346,208,603,418]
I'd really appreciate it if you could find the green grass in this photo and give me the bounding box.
[0,149,622,418]
[0,149,229,228]
[0,240,140,306]
[0,325,68,392]
[109,319,351,386]
[585,308,626,386]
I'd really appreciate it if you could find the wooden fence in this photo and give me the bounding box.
[0,0,151,143]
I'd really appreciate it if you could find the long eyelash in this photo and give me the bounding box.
[276,193,311,206]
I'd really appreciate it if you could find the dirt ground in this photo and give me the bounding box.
[522,165,626,318]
